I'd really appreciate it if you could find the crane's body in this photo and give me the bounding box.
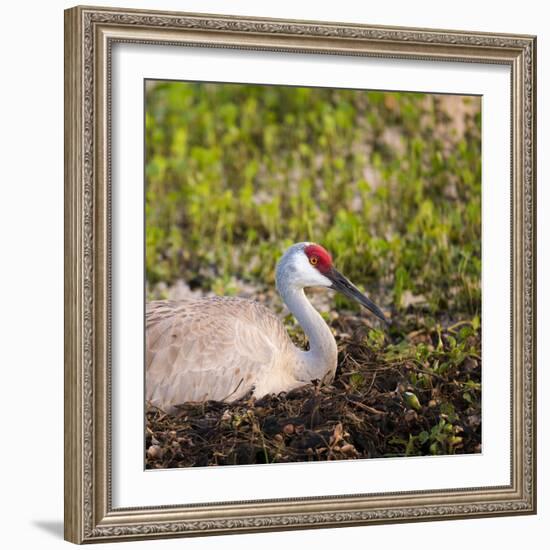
[146,242,387,414]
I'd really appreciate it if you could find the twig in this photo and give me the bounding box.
[347,399,385,415]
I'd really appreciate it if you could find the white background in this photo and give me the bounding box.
[0,0,546,548]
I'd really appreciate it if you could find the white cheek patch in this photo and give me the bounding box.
[314,271,333,288]
[293,253,332,288]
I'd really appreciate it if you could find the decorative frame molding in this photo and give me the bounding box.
[64,5,536,544]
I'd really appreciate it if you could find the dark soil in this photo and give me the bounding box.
[145,313,481,468]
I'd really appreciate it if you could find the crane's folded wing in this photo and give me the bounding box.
[145,298,292,412]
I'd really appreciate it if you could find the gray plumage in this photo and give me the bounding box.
[146,297,308,413]
[146,242,386,414]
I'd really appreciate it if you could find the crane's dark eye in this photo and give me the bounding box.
[309,256,318,266]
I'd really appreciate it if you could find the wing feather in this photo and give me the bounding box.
[145,298,292,413]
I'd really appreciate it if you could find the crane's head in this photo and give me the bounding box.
[276,242,389,324]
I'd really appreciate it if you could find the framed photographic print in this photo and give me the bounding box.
[64,5,537,544]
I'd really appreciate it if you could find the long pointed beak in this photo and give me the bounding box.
[326,267,389,325]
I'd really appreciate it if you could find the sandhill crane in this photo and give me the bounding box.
[146,242,388,413]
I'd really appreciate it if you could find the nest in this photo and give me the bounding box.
[146,315,481,468]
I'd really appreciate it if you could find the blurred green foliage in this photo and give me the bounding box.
[145,81,481,319]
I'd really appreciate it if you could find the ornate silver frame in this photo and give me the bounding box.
[64,5,537,544]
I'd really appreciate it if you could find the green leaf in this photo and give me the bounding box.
[403,392,421,411]
[418,431,430,444]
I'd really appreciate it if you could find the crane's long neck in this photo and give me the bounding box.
[280,286,338,383]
